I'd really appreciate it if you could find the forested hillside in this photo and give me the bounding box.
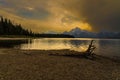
[0,16,33,36]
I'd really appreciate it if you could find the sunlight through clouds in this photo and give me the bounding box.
[25,7,35,11]
[0,0,119,32]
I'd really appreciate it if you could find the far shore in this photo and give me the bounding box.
[0,49,119,80]
[0,37,31,40]
[0,36,120,39]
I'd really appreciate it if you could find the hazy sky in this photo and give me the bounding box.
[0,0,120,33]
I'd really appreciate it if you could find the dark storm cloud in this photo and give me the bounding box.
[81,0,120,32]
[59,0,120,32]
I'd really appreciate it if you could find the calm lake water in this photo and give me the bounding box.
[0,38,120,58]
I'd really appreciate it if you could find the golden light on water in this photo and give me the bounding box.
[21,39,89,52]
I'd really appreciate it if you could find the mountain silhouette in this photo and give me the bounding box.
[63,27,120,38]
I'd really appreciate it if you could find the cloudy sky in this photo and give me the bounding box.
[0,0,120,33]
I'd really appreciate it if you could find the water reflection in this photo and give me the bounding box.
[0,39,31,48]
[0,38,119,58]
[21,39,71,50]
[20,38,120,58]
[20,39,91,52]
[95,39,120,57]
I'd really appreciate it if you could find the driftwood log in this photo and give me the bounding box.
[84,40,96,57]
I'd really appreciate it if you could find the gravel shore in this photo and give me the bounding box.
[0,49,120,80]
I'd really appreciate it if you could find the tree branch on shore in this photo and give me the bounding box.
[83,40,96,58]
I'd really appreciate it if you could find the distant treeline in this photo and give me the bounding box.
[34,34,74,38]
[0,16,74,38]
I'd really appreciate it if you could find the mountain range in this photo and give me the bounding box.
[63,27,120,38]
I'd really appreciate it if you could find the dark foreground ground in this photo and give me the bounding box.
[0,49,120,80]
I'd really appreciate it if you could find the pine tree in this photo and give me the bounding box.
[0,16,34,36]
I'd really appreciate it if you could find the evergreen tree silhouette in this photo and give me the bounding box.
[0,16,33,36]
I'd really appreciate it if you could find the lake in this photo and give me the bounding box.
[0,38,120,59]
